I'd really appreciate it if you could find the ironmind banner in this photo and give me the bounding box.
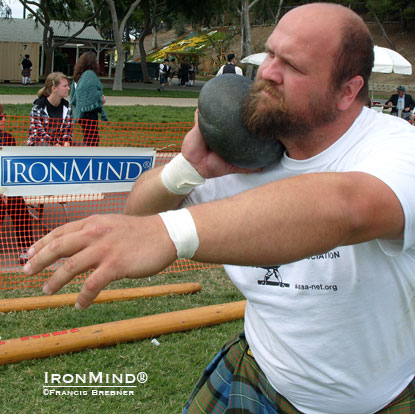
[0,147,156,196]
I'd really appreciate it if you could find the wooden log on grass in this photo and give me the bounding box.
[0,283,202,313]
[0,300,246,365]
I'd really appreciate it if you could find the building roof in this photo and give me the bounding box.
[0,18,104,43]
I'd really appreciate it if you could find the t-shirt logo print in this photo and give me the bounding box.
[258,266,290,288]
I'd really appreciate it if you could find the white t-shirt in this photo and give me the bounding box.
[159,63,169,75]
[182,107,415,414]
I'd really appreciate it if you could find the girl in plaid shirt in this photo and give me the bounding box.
[26,72,73,146]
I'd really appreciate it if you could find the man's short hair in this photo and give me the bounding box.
[331,13,374,102]
[227,53,235,62]
[397,85,406,92]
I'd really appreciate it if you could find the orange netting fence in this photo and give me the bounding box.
[0,116,222,290]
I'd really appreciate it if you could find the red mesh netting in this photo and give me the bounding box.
[0,115,221,290]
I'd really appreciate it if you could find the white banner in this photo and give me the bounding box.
[0,146,156,196]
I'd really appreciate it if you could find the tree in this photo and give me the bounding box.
[0,0,11,18]
[137,0,168,83]
[271,0,285,24]
[363,0,415,48]
[233,0,261,79]
[17,0,103,76]
[235,0,261,59]
[105,0,142,90]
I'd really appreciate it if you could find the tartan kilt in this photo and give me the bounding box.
[22,68,31,77]
[182,332,415,414]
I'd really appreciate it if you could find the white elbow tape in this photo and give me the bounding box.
[161,153,206,195]
[159,208,199,259]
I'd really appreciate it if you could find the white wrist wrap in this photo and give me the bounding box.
[159,208,199,259]
[161,153,206,195]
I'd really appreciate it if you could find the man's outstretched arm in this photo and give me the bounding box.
[24,165,404,309]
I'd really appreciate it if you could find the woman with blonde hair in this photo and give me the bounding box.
[26,71,73,146]
[70,51,107,146]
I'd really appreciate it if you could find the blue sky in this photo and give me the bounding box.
[4,0,25,18]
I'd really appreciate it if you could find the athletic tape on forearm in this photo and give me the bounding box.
[161,153,206,195]
[159,208,199,259]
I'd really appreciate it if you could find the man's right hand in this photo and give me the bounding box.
[24,213,177,309]
[181,110,261,179]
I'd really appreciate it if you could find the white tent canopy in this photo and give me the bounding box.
[372,46,412,75]
[241,47,412,75]
[240,53,267,66]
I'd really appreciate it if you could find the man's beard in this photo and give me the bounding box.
[242,79,339,141]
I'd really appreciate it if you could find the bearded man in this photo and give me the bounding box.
[25,3,415,413]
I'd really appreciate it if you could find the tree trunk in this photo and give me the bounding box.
[274,0,284,24]
[239,0,261,59]
[240,0,251,58]
[113,45,125,90]
[369,7,396,50]
[105,0,142,91]
[43,49,53,76]
[41,22,54,77]
[138,13,152,83]
[139,38,150,83]
[152,26,157,49]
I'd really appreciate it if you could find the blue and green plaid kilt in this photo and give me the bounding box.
[183,332,415,414]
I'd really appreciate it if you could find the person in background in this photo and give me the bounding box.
[0,103,35,265]
[168,58,178,85]
[216,53,243,76]
[158,59,170,92]
[384,85,415,121]
[70,51,107,146]
[179,61,189,86]
[188,62,196,86]
[21,54,32,85]
[26,72,73,147]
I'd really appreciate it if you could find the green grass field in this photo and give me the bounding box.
[0,270,244,414]
[0,101,243,414]
[0,84,200,99]
[3,103,196,123]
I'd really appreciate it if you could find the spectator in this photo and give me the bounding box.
[168,58,178,85]
[384,85,415,121]
[158,59,170,92]
[0,103,35,265]
[21,54,32,85]
[26,72,73,147]
[216,53,243,76]
[188,62,196,86]
[71,51,107,146]
[179,62,189,86]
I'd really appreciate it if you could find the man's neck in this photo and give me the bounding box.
[281,104,363,160]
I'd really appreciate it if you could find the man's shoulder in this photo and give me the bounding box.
[364,109,414,137]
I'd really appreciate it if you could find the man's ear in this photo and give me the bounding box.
[336,75,364,111]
